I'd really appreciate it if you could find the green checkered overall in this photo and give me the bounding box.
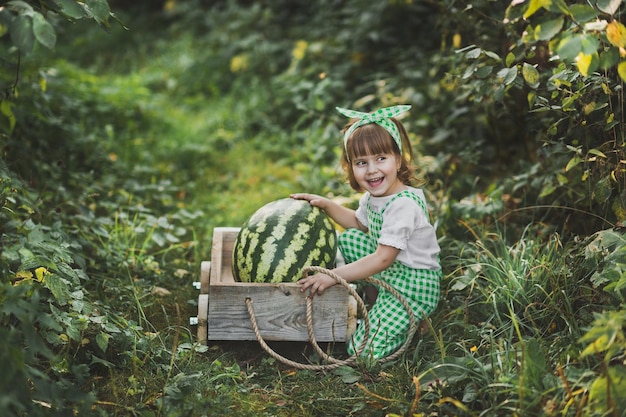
[342,190,441,359]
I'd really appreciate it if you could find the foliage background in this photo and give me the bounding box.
[1,0,626,416]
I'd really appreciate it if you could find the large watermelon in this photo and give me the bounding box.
[232,198,337,283]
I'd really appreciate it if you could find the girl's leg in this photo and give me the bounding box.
[347,264,442,359]
[347,291,410,359]
[340,229,396,358]
[338,228,376,263]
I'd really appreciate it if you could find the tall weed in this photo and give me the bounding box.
[424,223,618,415]
[449,226,582,339]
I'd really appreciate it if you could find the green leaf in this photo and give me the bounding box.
[332,365,362,383]
[596,0,622,16]
[588,148,607,158]
[596,233,626,294]
[462,61,478,79]
[612,195,626,221]
[0,99,16,133]
[484,50,501,61]
[583,101,605,114]
[523,338,548,390]
[591,266,621,288]
[593,176,613,204]
[450,273,475,291]
[565,155,583,171]
[570,4,599,22]
[539,183,556,198]
[44,274,71,305]
[465,47,481,59]
[96,332,109,352]
[581,332,613,356]
[599,47,619,69]
[589,366,626,413]
[522,63,540,88]
[462,383,478,403]
[566,144,582,154]
[0,20,7,38]
[505,52,516,67]
[32,12,56,49]
[6,1,34,14]
[535,17,564,41]
[9,14,34,53]
[604,270,626,293]
[475,65,493,78]
[581,34,601,54]
[85,0,111,26]
[89,354,115,368]
[579,310,626,357]
[527,90,537,109]
[523,0,546,19]
[497,66,518,85]
[557,35,584,61]
[52,0,89,19]
[546,0,570,14]
[562,94,579,110]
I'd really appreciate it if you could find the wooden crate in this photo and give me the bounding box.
[196,227,357,343]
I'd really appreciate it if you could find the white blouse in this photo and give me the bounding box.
[355,187,441,271]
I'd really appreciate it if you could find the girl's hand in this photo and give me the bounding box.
[290,193,329,209]
[297,272,337,296]
[291,193,362,231]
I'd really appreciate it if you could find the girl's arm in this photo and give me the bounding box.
[290,193,366,231]
[298,244,400,295]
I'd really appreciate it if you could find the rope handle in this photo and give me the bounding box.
[244,266,419,370]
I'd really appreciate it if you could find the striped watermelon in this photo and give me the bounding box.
[232,198,337,283]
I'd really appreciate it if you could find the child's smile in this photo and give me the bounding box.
[367,176,384,187]
[353,153,404,197]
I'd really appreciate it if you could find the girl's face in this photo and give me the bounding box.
[351,152,405,197]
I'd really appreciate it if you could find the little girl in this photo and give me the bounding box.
[291,105,441,360]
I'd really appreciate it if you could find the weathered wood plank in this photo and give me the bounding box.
[197,294,208,343]
[200,261,210,293]
[208,283,353,342]
[209,227,238,284]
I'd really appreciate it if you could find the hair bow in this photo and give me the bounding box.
[336,105,411,154]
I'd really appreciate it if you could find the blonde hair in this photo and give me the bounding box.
[340,119,419,191]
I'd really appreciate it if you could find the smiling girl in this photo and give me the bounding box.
[291,105,441,360]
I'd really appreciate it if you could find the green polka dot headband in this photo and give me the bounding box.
[336,105,411,155]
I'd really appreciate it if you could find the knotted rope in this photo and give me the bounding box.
[244,266,418,370]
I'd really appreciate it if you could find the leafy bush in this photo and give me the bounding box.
[447,0,626,236]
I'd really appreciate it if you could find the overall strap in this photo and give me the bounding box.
[383,189,428,217]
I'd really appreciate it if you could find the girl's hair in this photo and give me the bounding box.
[340,118,420,191]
